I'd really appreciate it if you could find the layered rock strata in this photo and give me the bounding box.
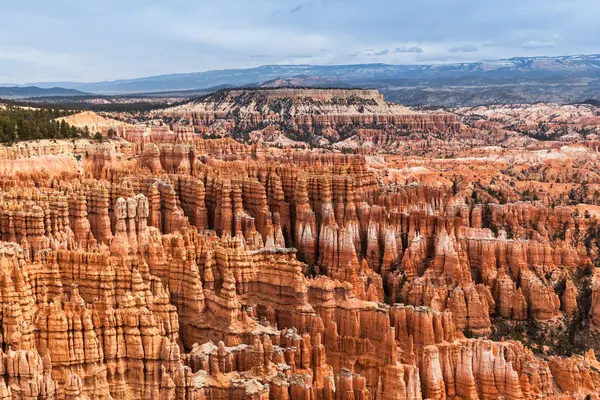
[0,133,598,400]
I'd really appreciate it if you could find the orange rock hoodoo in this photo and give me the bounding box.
[0,112,599,399]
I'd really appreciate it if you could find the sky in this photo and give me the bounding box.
[2,0,600,83]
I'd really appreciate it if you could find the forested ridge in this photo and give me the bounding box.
[0,104,90,143]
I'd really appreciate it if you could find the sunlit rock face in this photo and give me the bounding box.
[1,90,600,399]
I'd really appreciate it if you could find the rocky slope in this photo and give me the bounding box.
[141,89,600,157]
[55,111,134,135]
[158,88,460,146]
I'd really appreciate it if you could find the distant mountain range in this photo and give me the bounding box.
[4,54,600,106]
[10,54,600,94]
[248,75,352,89]
[0,86,89,98]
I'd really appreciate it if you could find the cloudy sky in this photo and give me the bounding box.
[2,0,599,83]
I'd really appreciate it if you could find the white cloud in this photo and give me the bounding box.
[136,5,330,56]
[394,46,424,54]
[521,34,562,49]
[374,49,389,56]
[449,44,479,53]
[0,1,600,82]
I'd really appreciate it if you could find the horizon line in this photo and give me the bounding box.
[4,52,600,86]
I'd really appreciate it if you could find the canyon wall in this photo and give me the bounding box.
[0,135,597,400]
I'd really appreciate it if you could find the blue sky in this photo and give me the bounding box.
[2,0,599,83]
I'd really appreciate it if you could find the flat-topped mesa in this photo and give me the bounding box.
[161,88,461,136]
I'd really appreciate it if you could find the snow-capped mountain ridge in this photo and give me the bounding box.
[15,54,600,94]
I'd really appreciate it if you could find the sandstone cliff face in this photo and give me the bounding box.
[0,122,599,400]
[155,89,460,148]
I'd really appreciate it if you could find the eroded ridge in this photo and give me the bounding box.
[1,88,600,399]
[0,131,598,400]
